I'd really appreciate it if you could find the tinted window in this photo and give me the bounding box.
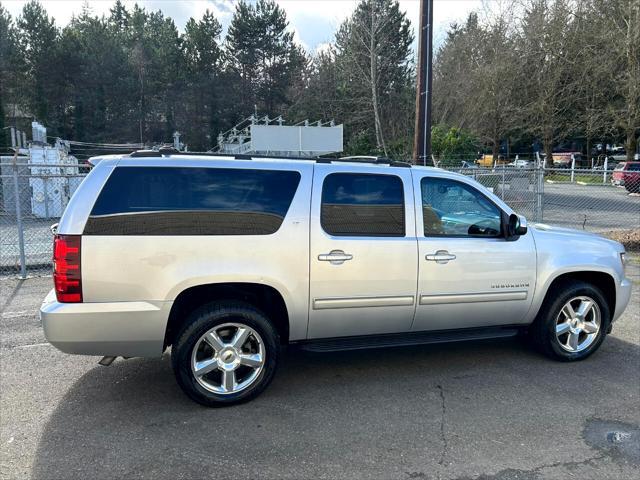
[421,177,501,237]
[85,167,301,235]
[627,163,640,171]
[321,173,405,237]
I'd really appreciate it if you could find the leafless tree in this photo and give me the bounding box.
[335,0,413,156]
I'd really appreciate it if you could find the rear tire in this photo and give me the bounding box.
[529,281,610,361]
[171,301,279,407]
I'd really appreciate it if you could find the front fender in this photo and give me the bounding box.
[526,226,625,323]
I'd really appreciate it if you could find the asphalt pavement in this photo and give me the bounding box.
[1,263,639,480]
[541,183,640,232]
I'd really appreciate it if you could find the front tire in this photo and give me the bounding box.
[171,301,279,406]
[530,281,610,361]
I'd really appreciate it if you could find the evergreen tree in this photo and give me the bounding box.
[16,0,59,125]
[288,49,342,125]
[57,11,133,141]
[183,10,223,150]
[0,4,16,146]
[226,0,305,117]
[0,88,6,150]
[109,0,130,33]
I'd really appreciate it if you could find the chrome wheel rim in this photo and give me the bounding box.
[191,323,265,395]
[555,296,601,353]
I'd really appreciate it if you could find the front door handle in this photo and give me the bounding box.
[318,250,353,265]
[425,250,456,264]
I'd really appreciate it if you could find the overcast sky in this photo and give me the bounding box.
[3,0,484,52]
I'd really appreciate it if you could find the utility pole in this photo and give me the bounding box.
[413,0,434,166]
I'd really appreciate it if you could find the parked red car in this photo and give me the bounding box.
[613,161,640,193]
[612,162,627,186]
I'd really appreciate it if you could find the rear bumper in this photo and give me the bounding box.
[612,278,632,323]
[40,289,171,357]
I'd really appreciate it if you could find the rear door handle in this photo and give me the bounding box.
[318,250,353,265]
[425,250,456,264]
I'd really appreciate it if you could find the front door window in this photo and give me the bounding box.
[421,177,502,237]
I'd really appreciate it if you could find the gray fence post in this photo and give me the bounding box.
[12,153,27,278]
[43,176,50,218]
[535,164,544,223]
[570,155,575,183]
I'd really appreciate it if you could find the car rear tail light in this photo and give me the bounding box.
[53,234,82,303]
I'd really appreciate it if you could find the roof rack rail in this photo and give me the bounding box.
[129,149,318,161]
[337,156,411,168]
[158,146,179,155]
[126,149,412,167]
[129,150,163,158]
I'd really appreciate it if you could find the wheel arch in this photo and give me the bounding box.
[164,282,290,349]
[539,270,616,320]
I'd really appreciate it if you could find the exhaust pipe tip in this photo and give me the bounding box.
[98,356,117,366]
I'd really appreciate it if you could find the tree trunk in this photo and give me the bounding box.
[627,131,638,161]
[370,8,387,156]
[138,64,145,145]
[543,129,553,168]
[491,120,501,161]
[371,77,387,156]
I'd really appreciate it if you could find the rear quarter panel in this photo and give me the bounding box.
[79,159,313,341]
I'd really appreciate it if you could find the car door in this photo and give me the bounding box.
[308,163,418,339]
[412,172,536,332]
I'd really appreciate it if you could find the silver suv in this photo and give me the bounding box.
[41,152,632,406]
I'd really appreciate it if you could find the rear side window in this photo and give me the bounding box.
[627,163,640,171]
[321,173,405,237]
[84,167,301,235]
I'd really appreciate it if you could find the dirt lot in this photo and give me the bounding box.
[1,264,639,480]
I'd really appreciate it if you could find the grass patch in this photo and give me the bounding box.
[545,173,606,184]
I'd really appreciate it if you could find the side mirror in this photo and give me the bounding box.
[505,213,527,240]
[516,215,528,235]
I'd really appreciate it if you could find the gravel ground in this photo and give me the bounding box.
[0,264,639,480]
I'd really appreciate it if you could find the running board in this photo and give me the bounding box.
[297,326,521,353]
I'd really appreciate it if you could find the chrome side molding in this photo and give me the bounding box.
[313,295,415,310]
[420,290,528,306]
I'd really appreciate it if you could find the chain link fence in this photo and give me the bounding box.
[450,167,544,222]
[1,159,639,277]
[453,166,640,232]
[1,157,88,277]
